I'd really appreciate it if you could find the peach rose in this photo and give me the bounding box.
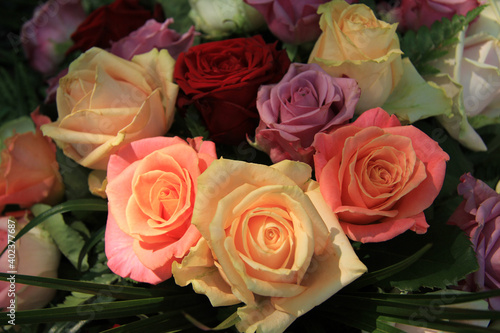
[308,0,403,112]
[313,108,450,243]
[173,159,366,333]
[41,47,178,170]
[105,136,217,284]
[0,115,64,212]
[0,212,60,310]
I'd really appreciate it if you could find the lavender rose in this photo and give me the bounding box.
[243,0,333,44]
[21,0,86,75]
[110,18,197,60]
[448,173,500,310]
[251,63,360,165]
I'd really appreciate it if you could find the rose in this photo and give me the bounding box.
[243,0,333,44]
[312,108,450,243]
[20,0,86,75]
[430,33,500,152]
[110,18,197,61]
[448,173,500,310]
[67,0,154,54]
[172,159,367,333]
[467,1,500,38]
[252,62,359,165]
[0,114,64,213]
[0,212,60,310]
[105,136,217,284]
[188,0,265,39]
[396,0,479,32]
[174,35,290,144]
[41,47,178,170]
[308,0,404,112]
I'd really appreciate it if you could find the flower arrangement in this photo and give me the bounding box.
[0,0,499,332]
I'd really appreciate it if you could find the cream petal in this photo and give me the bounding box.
[172,238,240,307]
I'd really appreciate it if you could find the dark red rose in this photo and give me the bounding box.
[174,35,291,144]
[67,0,154,54]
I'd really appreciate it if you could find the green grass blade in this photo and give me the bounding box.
[377,315,498,333]
[78,226,105,271]
[0,273,170,299]
[0,297,200,325]
[342,289,500,306]
[0,199,108,256]
[347,244,432,290]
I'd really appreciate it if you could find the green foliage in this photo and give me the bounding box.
[184,105,210,139]
[156,0,193,33]
[0,199,108,256]
[355,220,478,291]
[0,54,44,122]
[56,149,93,201]
[400,6,486,75]
[32,204,91,271]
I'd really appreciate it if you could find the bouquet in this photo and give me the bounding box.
[0,0,499,332]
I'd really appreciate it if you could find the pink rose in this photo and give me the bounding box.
[243,0,334,44]
[110,18,197,60]
[396,0,479,31]
[448,173,500,310]
[313,108,450,243]
[0,113,64,213]
[105,136,217,284]
[21,0,86,75]
[252,63,359,165]
[0,212,60,310]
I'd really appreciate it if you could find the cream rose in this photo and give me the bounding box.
[308,0,403,112]
[172,159,366,333]
[41,47,178,170]
[431,31,500,152]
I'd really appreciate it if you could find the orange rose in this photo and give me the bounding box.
[0,116,63,212]
[313,108,449,243]
[105,136,217,284]
[41,47,178,170]
[173,159,366,333]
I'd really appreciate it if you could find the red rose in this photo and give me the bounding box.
[174,35,291,144]
[67,0,154,54]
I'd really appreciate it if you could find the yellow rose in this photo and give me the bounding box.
[41,47,178,170]
[308,0,403,112]
[172,159,366,333]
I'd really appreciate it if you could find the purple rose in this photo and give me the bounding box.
[252,63,360,165]
[243,0,332,44]
[448,173,500,310]
[21,0,87,75]
[109,18,197,60]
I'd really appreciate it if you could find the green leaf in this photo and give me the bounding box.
[347,244,432,290]
[56,149,92,200]
[343,289,500,307]
[377,315,497,333]
[400,6,486,75]
[184,105,210,139]
[0,297,200,325]
[355,222,478,291]
[101,311,201,333]
[31,204,90,271]
[0,273,169,299]
[156,0,194,33]
[0,198,108,256]
[78,226,105,271]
